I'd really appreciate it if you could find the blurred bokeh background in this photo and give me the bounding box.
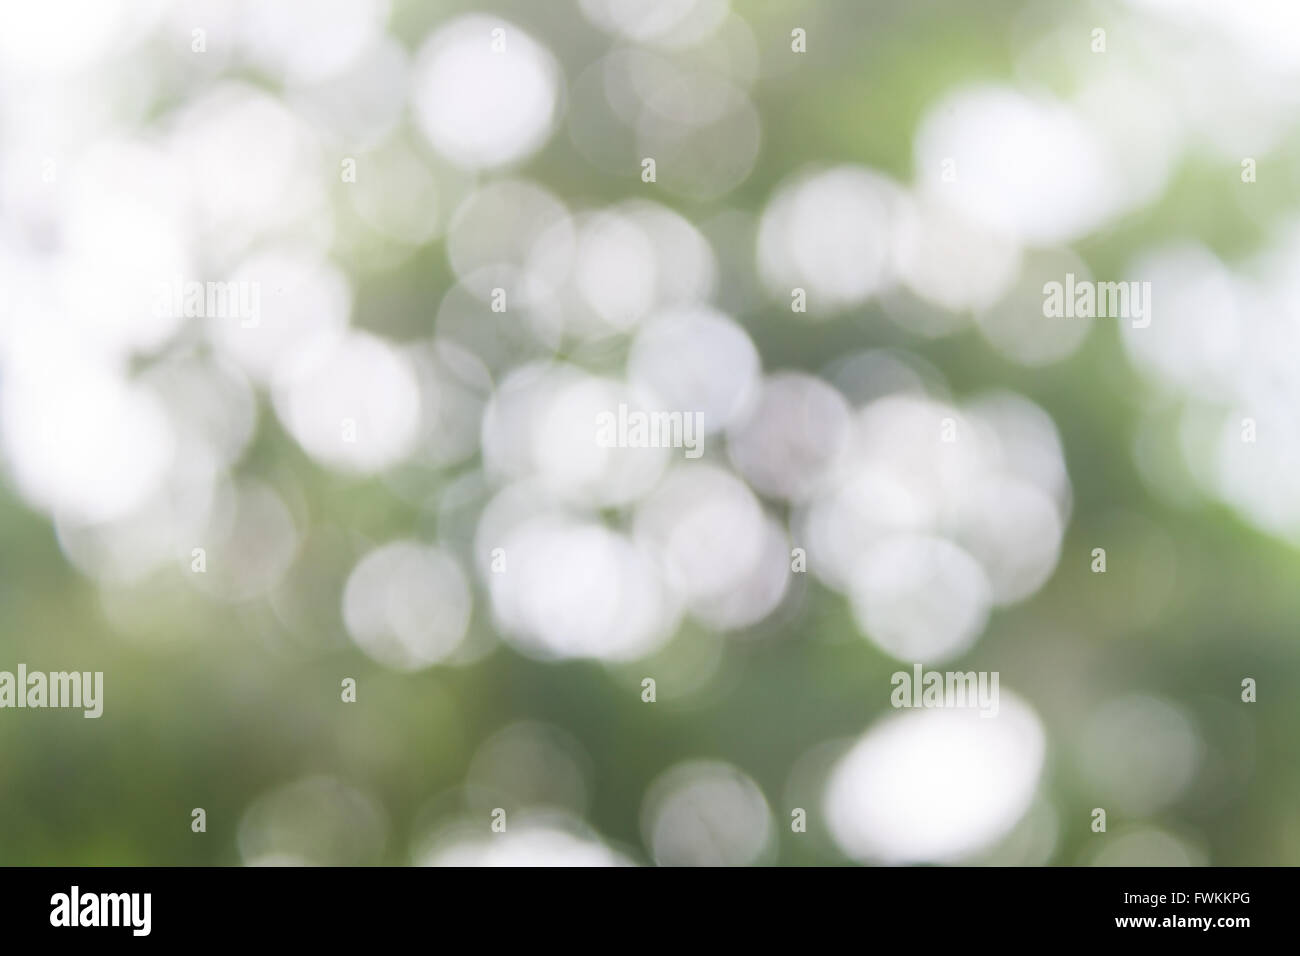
[1,0,1297,866]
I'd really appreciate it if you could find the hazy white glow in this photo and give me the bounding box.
[1079,696,1202,816]
[466,722,591,815]
[892,194,1022,315]
[797,387,1070,656]
[623,47,738,127]
[726,372,852,502]
[55,442,218,585]
[628,306,760,434]
[53,355,254,584]
[407,344,488,471]
[1071,70,1182,211]
[973,799,1060,866]
[1214,410,1300,541]
[347,135,446,246]
[480,364,564,481]
[436,278,561,377]
[448,180,574,305]
[1121,243,1241,396]
[574,210,658,331]
[486,509,681,661]
[634,464,767,611]
[239,0,391,86]
[142,355,258,469]
[821,349,938,407]
[964,390,1072,511]
[758,166,907,312]
[642,761,773,866]
[824,693,1045,864]
[188,480,300,603]
[567,33,757,188]
[848,534,991,661]
[343,542,472,670]
[0,0,144,73]
[536,375,672,506]
[497,199,717,341]
[578,0,730,48]
[954,475,1063,605]
[915,86,1121,244]
[274,331,421,474]
[411,16,560,169]
[482,363,669,506]
[168,85,328,258]
[623,202,718,308]
[419,813,632,867]
[798,395,989,593]
[975,247,1094,366]
[290,35,411,151]
[1120,231,1300,544]
[687,513,791,632]
[210,247,352,386]
[60,141,194,360]
[1123,0,1300,75]
[2,357,174,525]
[240,776,386,867]
[637,83,760,200]
[1088,826,1207,867]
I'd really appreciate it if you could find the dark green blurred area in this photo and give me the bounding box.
[1,0,1297,865]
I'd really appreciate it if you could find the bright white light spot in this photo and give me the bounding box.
[824,693,1045,863]
[411,16,561,170]
[486,509,681,662]
[0,0,143,73]
[274,331,421,474]
[915,86,1121,244]
[1,358,174,525]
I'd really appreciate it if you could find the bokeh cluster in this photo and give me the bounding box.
[0,0,1297,865]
